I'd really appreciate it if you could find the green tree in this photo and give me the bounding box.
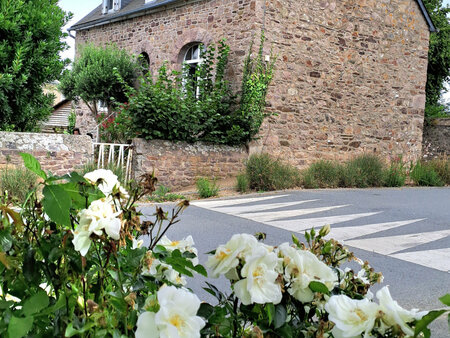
[0,0,70,131]
[423,0,450,116]
[60,44,140,116]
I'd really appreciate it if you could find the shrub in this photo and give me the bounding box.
[426,156,450,185]
[246,153,301,191]
[302,160,341,188]
[196,177,219,198]
[120,35,275,146]
[410,162,444,186]
[148,185,186,203]
[340,154,385,188]
[0,166,38,203]
[383,158,407,187]
[235,173,250,193]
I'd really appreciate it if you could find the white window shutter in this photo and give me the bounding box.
[114,0,120,10]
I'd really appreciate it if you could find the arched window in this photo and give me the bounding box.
[183,44,203,96]
[183,44,202,78]
[138,52,150,75]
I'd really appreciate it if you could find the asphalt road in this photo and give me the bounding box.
[140,187,450,336]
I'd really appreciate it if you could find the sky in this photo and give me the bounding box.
[58,0,450,102]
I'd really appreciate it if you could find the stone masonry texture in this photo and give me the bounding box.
[0,132,93,176]
[422,118,450,159]
[132,138,247,189]
[74,0,430,167]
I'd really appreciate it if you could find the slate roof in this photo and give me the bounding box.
[69,0,436,32]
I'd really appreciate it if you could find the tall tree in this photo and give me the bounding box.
[59,44,140,117]
[0,0,70,131]
[423,0,450,116]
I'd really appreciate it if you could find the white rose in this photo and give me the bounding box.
[135,286,205,338]
[234,246,282,305]
[278,243,338,302]
[206,233,258,278]
[376,286,428,336]
[325,295,379,338]
[84,169,119,196]
[159,235,199,265]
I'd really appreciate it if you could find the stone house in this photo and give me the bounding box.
[70,0,435,166]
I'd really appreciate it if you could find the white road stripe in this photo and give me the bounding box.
[239,205,350,222]
[190,194,289,208]
[325,219,426,242]
[268,212,381,232]
[345,229,450,255]
[391,248,450,272]
[210,200,319,214]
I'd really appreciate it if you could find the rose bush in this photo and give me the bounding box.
[0,154,448,338]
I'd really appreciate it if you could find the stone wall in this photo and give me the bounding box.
[422,118,450,159]
[132,139,247,189]
[256,0,430,166]
[0,132,93,175]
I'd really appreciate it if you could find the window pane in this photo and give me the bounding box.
[192,46,199,60]
[185,47,192,61]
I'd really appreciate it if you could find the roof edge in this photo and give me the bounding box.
[69,0,181,31]
[416,0,436,32]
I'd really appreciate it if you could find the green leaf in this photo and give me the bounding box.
[20,153,47,180]
[309,281,330,295]
[274,304,287,329]
[277,324,294,338]
[0,300,13,309]
[8,316,33,338]
[414,310,447,337]
[22,290,49,316]
[42,185,72,227]
[193,264,207,277]
[439,294,450,306]
[265,303,275,325]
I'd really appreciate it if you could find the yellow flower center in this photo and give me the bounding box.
[217,249,231,260]
[354,308,368,322]
[169,314,185,329]
[170,241,180,247]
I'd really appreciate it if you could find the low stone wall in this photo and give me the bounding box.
[0,132,93,175]
[132,139,248,189]
[422,118,450,160]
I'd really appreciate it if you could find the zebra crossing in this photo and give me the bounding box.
[191,193,450,273]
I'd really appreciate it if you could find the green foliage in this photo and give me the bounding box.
[0,154,199,336]
[340,154,386,188]
[67,111,76,134]
[0,0,70,131]
[246,153,301,191]
[302,160,342,189]
[121,41,238,144]
[0,167,38,203]
[236,31,276,143]
[410,161,444,186]
[236,173,250,193]
[426,156,450,185]
[97,108,136,143]
[196,177,219,198]
[60,44,140,116]
[422,0,450,115]
[147,185,186,203]
[122,35,275,145]
[383,157,407,187]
